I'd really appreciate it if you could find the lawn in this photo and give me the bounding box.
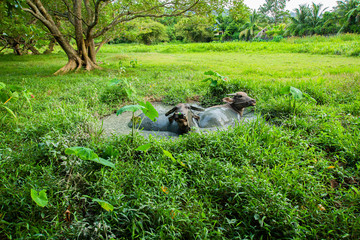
[1,37,359,239]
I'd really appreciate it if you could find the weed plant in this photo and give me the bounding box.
[0,35,359,239]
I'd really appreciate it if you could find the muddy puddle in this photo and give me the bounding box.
[99,102,258,138]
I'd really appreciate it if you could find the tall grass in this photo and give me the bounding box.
[100,34,360,57]
[0,35,359,239]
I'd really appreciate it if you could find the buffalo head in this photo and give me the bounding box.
[165,104,203,134]
[222,92,256,116]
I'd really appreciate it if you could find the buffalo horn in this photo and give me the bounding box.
[165,107,177,116]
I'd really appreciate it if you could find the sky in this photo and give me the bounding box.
[243,0,339,12]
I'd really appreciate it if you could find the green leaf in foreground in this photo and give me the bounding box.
[139,101,159,121]
[135,143,152,152]
[93,199,114,211]
[108,78,122,86]
[204,70,222,78]
[65,147,98,160]
[116,105,145,115]
[31,189,48,207]
[65,147,115,168]
[281,86,304,100]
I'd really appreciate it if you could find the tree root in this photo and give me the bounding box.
[54,59,79,75]
[54,57,102,75]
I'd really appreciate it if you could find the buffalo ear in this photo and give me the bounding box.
[165,107,177,116]
[223,97,234,103]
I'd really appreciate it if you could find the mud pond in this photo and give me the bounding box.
[100,102,258,138]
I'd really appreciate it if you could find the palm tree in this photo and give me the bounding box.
[239,10,260,40]
[287,4,311,36]
[336,0,360,33]
[308,3,327,28]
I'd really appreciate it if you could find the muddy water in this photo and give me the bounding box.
[100,102,257,138]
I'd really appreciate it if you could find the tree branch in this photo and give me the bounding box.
[87,0,108,35]
[93,0,200,38]
[95,37,110,53]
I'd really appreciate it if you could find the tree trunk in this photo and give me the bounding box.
[87,38,97,63]
[12,42,22,55]
[24,0,100,75]
[43,39,55,54]
[28,40,40,55]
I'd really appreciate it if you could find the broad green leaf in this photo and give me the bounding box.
[0,82,5,90]
[204,71,221,78]
[289,86,303,100]
[31,189,48,207]
[65,147,115,168]
[90,157,115,169]
[139,101,159,122]
[281,86,303,100]
[135,143,152,151]
[108,78,122,86]
[210,80,218,87]
[93,199,114,211]
[65,147,98,160]
[116,105,144,115]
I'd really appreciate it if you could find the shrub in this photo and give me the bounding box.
[137,21,169,45]
[175,16,215,42]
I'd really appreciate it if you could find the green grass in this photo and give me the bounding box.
[98,33,360,57]
[0,35,359,239]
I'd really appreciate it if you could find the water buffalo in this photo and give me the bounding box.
[198,92,256,128]
[129,104,204,135]
[165,103,204,133]
[128,92,256,135]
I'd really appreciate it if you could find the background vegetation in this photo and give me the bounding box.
[2,0,360,56]
[1,34,360,239]
[0,0,359,239]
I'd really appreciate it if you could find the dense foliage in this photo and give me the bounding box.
[1,0,359,57]
[1,36,359,238]
[0,1,52,55]
[106,0,360,43]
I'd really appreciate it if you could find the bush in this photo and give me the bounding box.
[272,35,284,42]
[137,21,169,45]
[175,16,215,42]
[100,84,128,105]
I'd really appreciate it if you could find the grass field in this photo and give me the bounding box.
[1,35,359,239]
